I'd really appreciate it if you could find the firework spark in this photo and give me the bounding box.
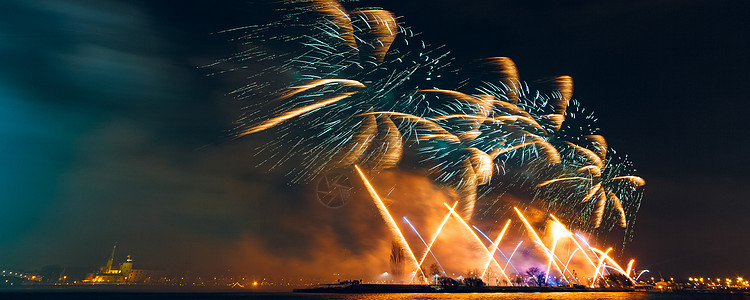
[220,0,645,246]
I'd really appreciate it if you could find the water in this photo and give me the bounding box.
[1,291,748,300]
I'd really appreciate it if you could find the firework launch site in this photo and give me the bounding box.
[283,166,747,296]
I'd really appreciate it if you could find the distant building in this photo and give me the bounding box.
[83,244,163,284]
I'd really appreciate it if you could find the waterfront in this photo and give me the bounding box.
[1,1,748,298]
[1,289,749,300]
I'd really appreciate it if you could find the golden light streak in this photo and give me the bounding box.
[491,131,562,164]
[474,94,516,123]
[276,79,365,101]
[513,207,564,276]
[467,148,495,186]
[590,247,635,285]
[445,203,511,285]
[626,259,635,279]
[543,114,565,130]
[350,10,398,63]
[418,89,494,115]
[565,142,604,169]
[535,75,573,130]
[365,115,403,169]
[612,176,646,186]
[547,221,570,281]
[537,177,591,187]
[493,101,532,119]
[594,191,607,228]
[458,131,482,142]
[545,235,560,283]
[561,248,582,282]
[531,135,561,164]
[494,140,539,155]
[411,201,458,280]
[237,92,357,137]
[582,183,601,203]
[378,115,403,168]
[455,170,478,218]
[311,0,357,50]
[354,165,426,282]
[426,114,489,141]
[359,111,461,143]
[486,115,546,132]
[417,134,461,141]
[577,165,602,176]
[487,147,506,158]
[480,219,511,279]
[538,242,574,279]
[591,247,613,288]
[478,57,519,104]
[430,114,485,121]
[336,114,377,166]
[549,215,597,271]
[607,189,627,228]
[586,135,608,160]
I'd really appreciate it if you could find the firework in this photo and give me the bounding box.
[591,247,613,287]
[219,0,644,241]
[504,241,523,274]
[514,207,564,276]
[411,201,458,281]
[626,259,635,278]
[561,248,582,280]
[354,165,426,282]
[403,216,446,276]
[548,214,600,283]
[360,175,636,285]
[480,219,511,279]
[442,202,512,284]
[589,246,635,284]
[537,148,645,229]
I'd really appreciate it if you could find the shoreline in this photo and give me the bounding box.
[293,283,634,293]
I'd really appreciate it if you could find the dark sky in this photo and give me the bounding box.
[0,0,748,279]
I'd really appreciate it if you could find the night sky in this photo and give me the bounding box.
[1,0,748,279]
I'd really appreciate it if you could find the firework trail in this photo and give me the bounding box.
[444,203,512,284]
[478,219,511,279]
[472,225,515,276]
[217,0,644,234]
[561,247,582,282]
[625,259,636,278]
[412,201,457,280]
[549,214,598,272]
[403,216,446,275]
[504,241,523,274]
[355,165,426,282]
[591,247,613,287]
[589,246,635,284]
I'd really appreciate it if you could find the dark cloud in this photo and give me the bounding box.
[0,0,232,269]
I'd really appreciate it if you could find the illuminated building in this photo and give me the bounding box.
[83,244,163,284]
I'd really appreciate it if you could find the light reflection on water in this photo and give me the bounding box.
[2,291,749,299]
[287,292,748,300]
[302,292,648,300]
